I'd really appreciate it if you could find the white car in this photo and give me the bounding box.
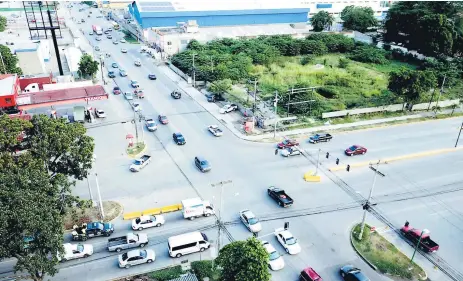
[208,125,223,137]
[145,119,157,131]
[280,147,301,157]
[94,108,106,118]
[274,228,301,255]
[124,92,134,100]
[121,48,128,53]
[120,39,126,43]
[58,243,93,262]
[96,37,102,41]
[89,31,94,35]
[239,209,262,233]
[134,59,141,66]
[132,215,165,230]
[261,241,285,270]
[132,103,142,112]
[219,104,238,114]
[118,249,155,269]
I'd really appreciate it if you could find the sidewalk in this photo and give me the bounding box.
[156,65,462,142]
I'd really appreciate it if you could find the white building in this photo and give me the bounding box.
[63,47,83,78]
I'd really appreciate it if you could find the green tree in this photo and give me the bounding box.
[388,68,437,107]
[0,45,22,74]
[300,40,328,56]
[310,11,335,32]
[348,44,389,64]
[341,6,378,32]
[208,79,232,95]
[216,238,270,281]
[0,15,7,32]
[78,54,99,78]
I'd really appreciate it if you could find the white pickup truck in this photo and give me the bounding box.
[58,243,93,262]
[107,233,149,252]
[130,155,151,172]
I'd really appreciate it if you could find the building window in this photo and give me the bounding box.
[167,41,172,45]
[180,40,188,44]
[5,98,12,104]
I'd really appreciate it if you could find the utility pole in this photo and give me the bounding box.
[192,53,196,88]
[99,57,105,85]
[455,122,463,148]
[86,176,95,206]
[287,87,294,117]
[132,110,139,145]
[358,161,385,240]
[92,155,105,220]
[211,180,233,251]
[434,75,446,114]
[315,149,321,175]
[273,91,279,139]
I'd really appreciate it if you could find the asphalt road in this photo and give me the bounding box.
[1,3,462,281]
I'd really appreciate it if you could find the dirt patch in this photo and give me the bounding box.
[63,201,122,230]
[127,142,147,158]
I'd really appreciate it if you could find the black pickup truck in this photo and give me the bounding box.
[400,221,439,253]
[308,133,333,143]
[268,186,294,207]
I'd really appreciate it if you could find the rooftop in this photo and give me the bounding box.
[16,85,107,106]
[156,23,311,40]
[0,74,17,96]
[167,273,199,281]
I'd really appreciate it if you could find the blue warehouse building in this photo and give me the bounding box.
[128,0,311,29]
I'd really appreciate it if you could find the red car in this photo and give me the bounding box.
[158,115,168,124]
[300,267,322,281]
[113,86,121,95]
[277,139,299,149]
[345,145,367,156]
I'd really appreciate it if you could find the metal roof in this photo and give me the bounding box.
[0,74,17,96]
[168,273,199,281]
[17,85,107,105]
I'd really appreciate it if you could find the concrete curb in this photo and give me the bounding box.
[329,147,463,171]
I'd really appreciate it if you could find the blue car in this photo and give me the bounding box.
[173,133,186,145]
[194,156,211,172]
[111,62,118,68]
[108,70,115,78]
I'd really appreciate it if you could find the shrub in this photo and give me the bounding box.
[300,55,316,65]
[149,265,183,281]
[338,58,350,68]
[300,40,328,56]
[191,260,215,280]
[348,44,389,64]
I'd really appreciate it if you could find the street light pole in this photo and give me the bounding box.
[211,180,232,250]
[455,121,463,148]
[358,161,385,240]
[273,91,279,139]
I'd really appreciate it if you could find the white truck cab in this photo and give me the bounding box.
[181,198,215,220]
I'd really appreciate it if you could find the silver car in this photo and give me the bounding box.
[239,209,262,233]
[118,249,155,269]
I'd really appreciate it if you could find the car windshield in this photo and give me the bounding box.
[134,160,142,165]
[98,110,104,114]
[121,252,128,261]
[269,251,280,261]
[77,244,84,252]
[135,218,141,224]
[140,250,147,258]
[177,136,184,141]
[200,161,208,166]
[248,218,258,225]
[349,146,357,151]
[286,237,297,245]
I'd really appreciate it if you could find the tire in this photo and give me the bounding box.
[176,253,182,258]
[200,247,205,252]
[341,272,345,277]
[278,202,282,206]
[205,213,211,217]
[116,248,122,253]
[362,151,366,155]
[138,227,143,231]
[125,264,131,269]
[82,237,87,241]
[84,254,89,258]
[147,259,153,263]
[285,248,289,254]
[104,232,110,237]
[189,216,195,221]
[268,191,271,195]
[139,243,146,248]
[156,223,161,227]
[350,153,353,157]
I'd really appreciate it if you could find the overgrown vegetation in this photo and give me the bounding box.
[148,265,183,281]
[352,224,426,280]
[171,33,463,116]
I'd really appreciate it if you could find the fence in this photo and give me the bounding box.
[167,63,192,84]
[322,99,460,118]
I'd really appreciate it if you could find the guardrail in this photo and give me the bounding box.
[123,203,183,220]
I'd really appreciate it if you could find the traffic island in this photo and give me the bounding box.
[126,142,147,158]
[63,201,123,230]
[351,223,427,281]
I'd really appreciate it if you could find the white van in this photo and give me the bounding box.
[168,231,210,258]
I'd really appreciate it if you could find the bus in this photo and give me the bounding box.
[111,21,120,30]
[168,232,210,258]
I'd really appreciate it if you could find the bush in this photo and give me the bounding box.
[149,265,183,281]
[191,260,216,280]
[338,58,350,68]
[300,40,328,56]
[348,44,389,64]
[300,55,316,65]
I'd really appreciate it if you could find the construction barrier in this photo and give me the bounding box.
[303,171,321,182]
[123,204,183,220]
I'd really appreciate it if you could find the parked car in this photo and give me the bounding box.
[274,228,301,254]
[171,91,181,99]
[173,133,186,145]
[132,215,165,230]
[239,209,262,233]
[281,147,301,157]
[121,48,128,53]
[113,86,121,95]
[108,70,116,78]
[119,69,127,77]
[208,125,223,137]
[158,115,168,124]
[94,108,106,118]
[118,249,155,269]
[277,139,299,149]
[400,221,439,253]
[308,133,332,143]
[148,74,157,80]
[219,103,238,114]
[194,156,211,172]
[145,119,157,131]
[344,145,367,156]
[130,80,139,88]
[268,186,294,207]
[262,241,285,270]
[124,92,134,100]
[340,265,370,281]
[205,93,225,102]
[111,62,118,68]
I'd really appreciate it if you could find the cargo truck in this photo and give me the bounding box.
[181,198,215,220]
[73,106,85,123]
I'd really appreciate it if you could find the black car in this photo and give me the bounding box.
[173,133,186,145]
[148,74,157,80]
[205,93,225,102]
[107,34,112,39]
[108,70,115,78]
[171,91,181,99]
[195,156,211,172]
[340,265,370,281]
[308,133,333,143]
